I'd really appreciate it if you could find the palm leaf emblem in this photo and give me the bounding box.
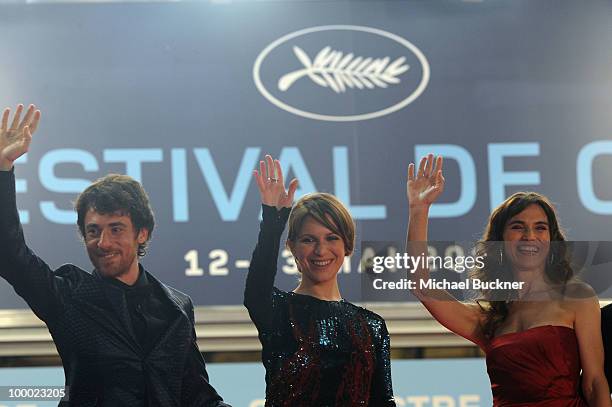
[278,46,410,93]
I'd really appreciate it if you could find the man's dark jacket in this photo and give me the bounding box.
[0,170,228,407]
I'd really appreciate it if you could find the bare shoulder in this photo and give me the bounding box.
[561,280,600,320]
[563,279,597,300]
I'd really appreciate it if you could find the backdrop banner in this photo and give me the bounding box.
[0,0,611,307]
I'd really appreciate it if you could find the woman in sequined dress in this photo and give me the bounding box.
[244,155,395,407]
[406,154,610,406]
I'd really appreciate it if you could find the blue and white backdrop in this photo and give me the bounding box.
[0,0,611,404]
[1,0,610,307]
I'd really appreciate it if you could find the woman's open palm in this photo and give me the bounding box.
[253,154,298,209]
[407,154,445,207]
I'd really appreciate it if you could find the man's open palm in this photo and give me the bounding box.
[0,104,41,171]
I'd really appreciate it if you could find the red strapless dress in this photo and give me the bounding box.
[485,325,587,406]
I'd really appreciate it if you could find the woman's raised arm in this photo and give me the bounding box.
[243,155,298,328]
[406,154,486,348]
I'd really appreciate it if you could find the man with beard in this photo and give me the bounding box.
[0,104,230,406]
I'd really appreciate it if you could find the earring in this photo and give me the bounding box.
[499,248,504,265]
[549,252,554,265]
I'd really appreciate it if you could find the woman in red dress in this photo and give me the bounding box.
[406,154,610,406]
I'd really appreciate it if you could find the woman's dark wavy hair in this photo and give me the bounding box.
[472,192,573,339]
[75,174,155,257]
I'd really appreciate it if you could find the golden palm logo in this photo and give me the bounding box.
[253,25,430,122]
[278,46,410,93]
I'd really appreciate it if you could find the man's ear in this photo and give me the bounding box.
[137,228,149,244]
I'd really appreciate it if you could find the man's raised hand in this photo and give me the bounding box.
[0,104,41,171]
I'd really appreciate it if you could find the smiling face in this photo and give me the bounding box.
[84,209,148,284]
[289,215,346,286]
[503,204,551,274]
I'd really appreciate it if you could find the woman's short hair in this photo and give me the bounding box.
[287,193,355,256]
